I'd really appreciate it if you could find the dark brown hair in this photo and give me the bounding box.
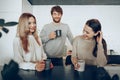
[86,19,107,58]
[51,5,63,15]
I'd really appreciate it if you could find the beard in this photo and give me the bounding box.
[53,18,61,23]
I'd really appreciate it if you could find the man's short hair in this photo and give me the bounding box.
[51,5,63,15]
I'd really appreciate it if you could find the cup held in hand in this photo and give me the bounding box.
[44,59,51,70]
[55,30,62,37]
[76,60,85,72]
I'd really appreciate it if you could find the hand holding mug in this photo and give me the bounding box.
[50,63,54,69]
[49,31,56,39]
[75,63,80,70]
[35,60,45,72]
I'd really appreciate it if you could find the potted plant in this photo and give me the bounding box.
[0,19,18,38]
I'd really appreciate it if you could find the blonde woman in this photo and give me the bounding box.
[13,13,47,71]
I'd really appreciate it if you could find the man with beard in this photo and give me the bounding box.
[40,5,73,66]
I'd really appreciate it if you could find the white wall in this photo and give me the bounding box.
[22,0,33,13]
[0,3,120,65]
[33,5,120,54]
[0,0,32,65]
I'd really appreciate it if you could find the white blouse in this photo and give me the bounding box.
[13,35,47,70]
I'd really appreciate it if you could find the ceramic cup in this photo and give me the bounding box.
[76,60,85,72]
[55,30,62,37]
[44,59,51,70]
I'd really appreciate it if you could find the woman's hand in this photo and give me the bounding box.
[71,57,79,70]
[35,60,45,72]
[74,63,80,70]
[50,63,54,69]
[96,31,103,45]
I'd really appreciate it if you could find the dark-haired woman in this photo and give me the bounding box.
[71,19,107,69]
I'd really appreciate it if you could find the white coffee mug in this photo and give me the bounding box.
[76,60,85,72]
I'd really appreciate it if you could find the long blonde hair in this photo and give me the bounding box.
[17,13,40,53]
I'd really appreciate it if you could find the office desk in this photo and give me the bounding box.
[0,65,97,80]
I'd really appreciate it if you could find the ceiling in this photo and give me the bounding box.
[28,0,120,5]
